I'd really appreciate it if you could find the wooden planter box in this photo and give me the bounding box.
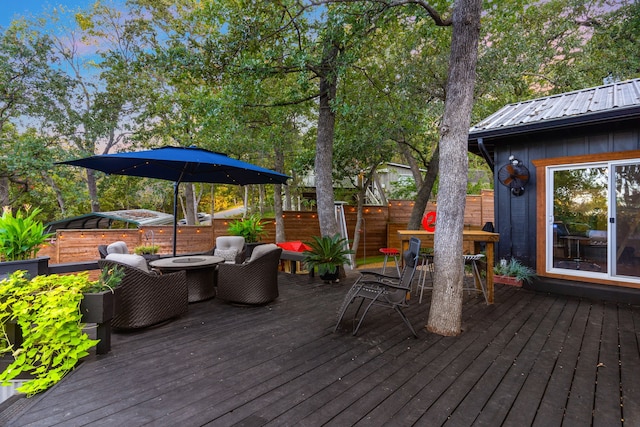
[493,275,523,287]
[0,257,49,281]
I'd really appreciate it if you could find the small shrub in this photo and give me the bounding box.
[133,245,160,255]
[227,214,266,243]
[494,258,536,284]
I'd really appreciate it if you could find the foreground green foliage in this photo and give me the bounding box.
[0,271,99,396]
[0,206,53,261]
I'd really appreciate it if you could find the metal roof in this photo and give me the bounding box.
[45,209,174,233]
[468,78,640,140]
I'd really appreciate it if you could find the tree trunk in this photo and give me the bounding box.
[86,169,100,212]
[408,144,440,229]
[427,0,482,337]
[258,184,265,214]
[284,182,292,211]
[184,184,196,225]
[274,146,286,243]
[351,167,375,267]
[399,139,424,188]
[44,172,66,215]
[315,46,340,237]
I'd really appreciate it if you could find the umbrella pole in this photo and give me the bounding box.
[173,182,179,257]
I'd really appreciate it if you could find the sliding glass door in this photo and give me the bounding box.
[548,159,640,283]
[613,164,640,279]
[550,165,608,274]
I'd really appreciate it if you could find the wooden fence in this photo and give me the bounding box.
[40,190,494,264]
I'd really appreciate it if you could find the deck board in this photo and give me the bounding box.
[2,271,639,427]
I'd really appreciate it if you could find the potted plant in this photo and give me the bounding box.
[228,214,267,257]
[493,258,536,287]
[80,264,125,324]
[0,206,53,279]
[79,264,125,355]
[0,271,102,397]
[133,244,161,262]
[303,234,353,283]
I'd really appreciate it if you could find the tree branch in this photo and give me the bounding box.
[306,0,452,26]
[244,91,320,108]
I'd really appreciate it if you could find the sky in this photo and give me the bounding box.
[1,0,90,28]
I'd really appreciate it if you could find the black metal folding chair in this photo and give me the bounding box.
[334,237,421,337]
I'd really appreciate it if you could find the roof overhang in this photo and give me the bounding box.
[469,105,640,142]
[45,209,174,233]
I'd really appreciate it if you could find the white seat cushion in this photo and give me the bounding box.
[247,243,279,262]
[216,236,245,251]
[106,241,129,255]
[106,253,149,273]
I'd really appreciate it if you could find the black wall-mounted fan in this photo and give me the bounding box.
[498,156,529,196]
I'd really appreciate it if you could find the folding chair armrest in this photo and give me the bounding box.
[358,279,407,292]
[356,271,401,282]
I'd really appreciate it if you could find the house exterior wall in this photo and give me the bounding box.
[490,118,640,277]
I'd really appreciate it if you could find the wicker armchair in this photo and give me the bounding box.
[98,259,188,330]
[216,244,283,305]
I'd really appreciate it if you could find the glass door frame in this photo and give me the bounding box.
[543,157,640,285]
[533,150,640,288]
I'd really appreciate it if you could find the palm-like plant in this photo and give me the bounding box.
[303,234,353,277]
[0,206,53,261]
[227,214,266,243]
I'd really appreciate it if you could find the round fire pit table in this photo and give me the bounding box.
[150,256,224,302]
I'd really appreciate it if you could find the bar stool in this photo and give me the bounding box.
[379,247,401,277]
[463,254,488,304]
[416,251,434,303]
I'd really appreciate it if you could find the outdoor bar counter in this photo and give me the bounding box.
[397,229,500,304]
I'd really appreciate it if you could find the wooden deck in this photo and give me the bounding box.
[2,269,639,426]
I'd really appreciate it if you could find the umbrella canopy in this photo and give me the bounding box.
[58,146,290,255]
[60,146,290,185]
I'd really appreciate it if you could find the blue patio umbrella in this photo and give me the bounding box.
[58,146,290,256]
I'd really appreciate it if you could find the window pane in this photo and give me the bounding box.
[614,164,640,278]
[552,167,608,273]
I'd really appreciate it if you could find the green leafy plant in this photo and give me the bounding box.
[0,271,99,396]
[0,206,54,261]
[303,234,354,277]
[82,264,125,293]
[133,245,160,255]
[227,214,267,243]
[494,258,536,284]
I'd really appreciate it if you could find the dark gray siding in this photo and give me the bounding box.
[490,119,640,268]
